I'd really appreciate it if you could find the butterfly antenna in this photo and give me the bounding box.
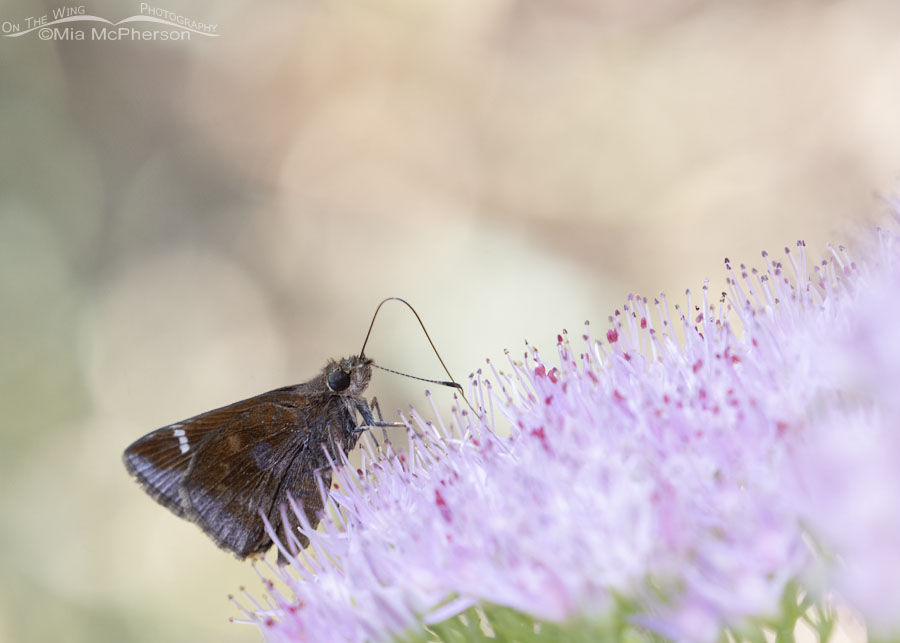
[360,297,476,414]
[371,364,461,391]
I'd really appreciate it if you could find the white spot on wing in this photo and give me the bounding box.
[172,427,189,454]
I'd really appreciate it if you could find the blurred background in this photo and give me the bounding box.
[1,0,896,641]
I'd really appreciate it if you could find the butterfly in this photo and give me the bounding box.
[122,298,463,563]
[123,355,382,563]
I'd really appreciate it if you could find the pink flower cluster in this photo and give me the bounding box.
[238,220,900,642]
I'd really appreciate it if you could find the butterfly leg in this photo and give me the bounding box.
[370,397,394,443]
[354,398,404,444]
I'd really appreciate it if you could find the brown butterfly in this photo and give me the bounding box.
[122,298,462,563]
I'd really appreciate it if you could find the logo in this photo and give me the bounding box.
[2,4,218,41]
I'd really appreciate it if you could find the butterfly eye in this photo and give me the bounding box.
[327,369,352,392]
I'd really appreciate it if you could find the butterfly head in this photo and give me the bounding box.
[325,355,373,396]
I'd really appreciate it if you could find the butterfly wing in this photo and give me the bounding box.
[179,395,330,558]
[123,407,238,520]
[124,385,336,559]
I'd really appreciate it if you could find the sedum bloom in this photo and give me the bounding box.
[235,215,900,642]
